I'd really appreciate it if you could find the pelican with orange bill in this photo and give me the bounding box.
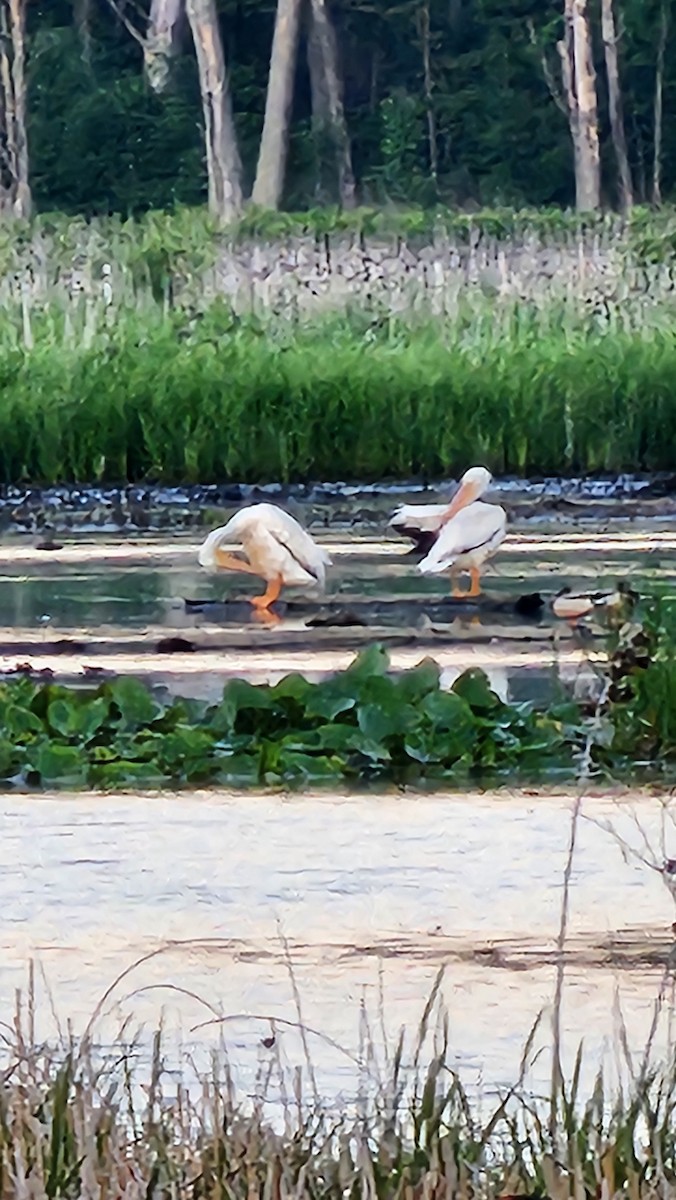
[411,466,507,598]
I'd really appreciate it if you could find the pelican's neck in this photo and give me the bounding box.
[440,479,482,525]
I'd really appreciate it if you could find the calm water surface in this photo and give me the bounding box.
[0,516,675,1108]
[2,789,675,1106]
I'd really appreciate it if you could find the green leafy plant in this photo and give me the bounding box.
[0,647,581,791]
[600,591,676,763]
[0,306,674,483]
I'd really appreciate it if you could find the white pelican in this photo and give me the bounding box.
[415,466,507,597]
[198,503,332,612]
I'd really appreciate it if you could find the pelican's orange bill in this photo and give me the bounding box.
[440,478,482,525]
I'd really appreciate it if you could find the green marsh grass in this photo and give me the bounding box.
[1,206,676,484]
[1,302,676,484]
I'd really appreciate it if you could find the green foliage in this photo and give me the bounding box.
[0,648,577,790]
[1,304,676,483]
[25,0,676,213]
[602,591,676,762]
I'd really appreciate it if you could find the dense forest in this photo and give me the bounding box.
[0,0,669,221]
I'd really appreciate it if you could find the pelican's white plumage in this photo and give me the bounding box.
[410,467,507,595]
[389,467,496,548]
[198,503,332,609]
[417,501,507,575]
[389,502,449,536]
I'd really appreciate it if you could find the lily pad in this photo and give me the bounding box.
[452,668,502,712]
[30,743,86,785]
[109,677,165,728]
[48,697,110,743]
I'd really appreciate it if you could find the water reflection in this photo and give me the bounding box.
[0,524,672,635]
[0,790,673,1108]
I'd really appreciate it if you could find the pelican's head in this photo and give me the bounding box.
[442,466,493,523]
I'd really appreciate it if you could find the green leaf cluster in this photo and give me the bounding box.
[0,647,576,790]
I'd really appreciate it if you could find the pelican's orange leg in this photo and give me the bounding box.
[251,575,283,611]
[450,569,465,599]
[466,567,482,598]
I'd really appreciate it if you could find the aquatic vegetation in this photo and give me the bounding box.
[3,593,676,792]
[3,994,676,1199]
[0,647,577,790]
[1,310,676,483]
[601,591,676,762]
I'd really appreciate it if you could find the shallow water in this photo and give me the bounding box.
[3,788,676,1108]
[0,527,674,631]
[0,521,671,704]
[1,504,675,1111]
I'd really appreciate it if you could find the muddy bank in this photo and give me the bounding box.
[2,473,676,536]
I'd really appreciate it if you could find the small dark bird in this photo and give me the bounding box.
[156,636,196,654]
[261,1035,276,1049]
[513,592,544,618]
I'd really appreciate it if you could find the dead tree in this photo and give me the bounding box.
[306,0,356,208]
[600,0,632,211]
[185,0,243,221]
[529,3,601,212]
[252,0,304,209]
[0,0,31,218]
[105,0,242,222]
[73,0,93,64]
[145,0,186,92]
[652,1,669,205]
[558,0,601,212]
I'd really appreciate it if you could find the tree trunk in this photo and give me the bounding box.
[185,0,243,223]
[145,0,186,92]
[558,0,601,212]
[73,0,93,64]
[307,0,356,208]
[252,0,303,210]
[600,0,632,211]
[652,1,669,206]
[0,0,31,219]
[418,0,438,187]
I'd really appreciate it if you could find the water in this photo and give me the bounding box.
[1,789,675,1108]
[0,502,674,1111]
[0,524,672,702]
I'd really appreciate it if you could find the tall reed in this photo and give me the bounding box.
[0,304,675,484]
[2,977,676,1199]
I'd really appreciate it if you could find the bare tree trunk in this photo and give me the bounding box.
[600,0,632,211]
[418,0,438,187]
[307,9,331,202]
[0,0,31,219]
[307,0,356,208]
[73,0,93,64]
[652,1,669,206]
[252,0,303,210]
[145,0,186,92]
[185,0,243,222]
[557,0,601,211]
